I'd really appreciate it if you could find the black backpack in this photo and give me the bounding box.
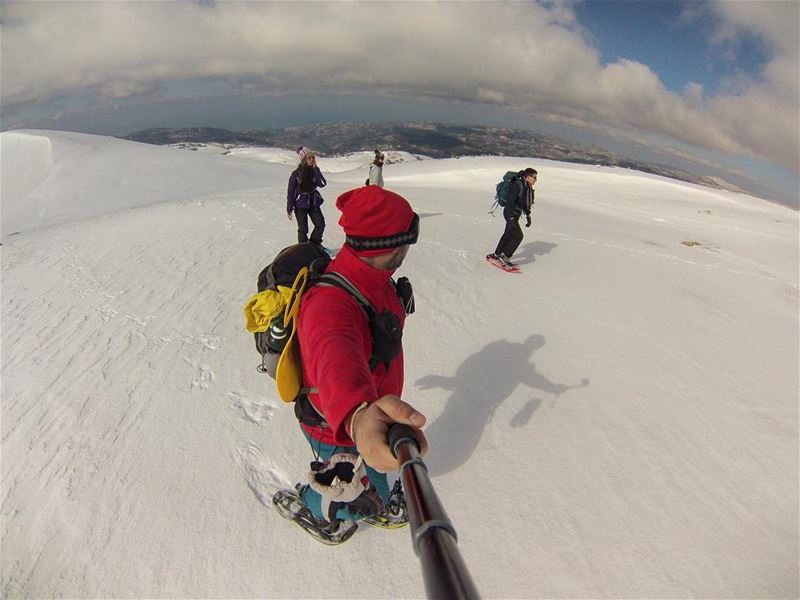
[253,242,330,369]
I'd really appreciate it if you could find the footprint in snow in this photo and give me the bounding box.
[228,391,276,425]
[125,314,156,327]
[183,334,222,350]
[234,442,293,507]
[184,359,215,389]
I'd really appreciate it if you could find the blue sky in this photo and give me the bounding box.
[1,1,797,206]
[576,1,771,93]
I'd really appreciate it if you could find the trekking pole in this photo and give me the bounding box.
[389,424,481,600]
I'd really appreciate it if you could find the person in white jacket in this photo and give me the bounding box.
[368,149,385,187]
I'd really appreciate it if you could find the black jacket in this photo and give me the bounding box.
[506,175,534,218]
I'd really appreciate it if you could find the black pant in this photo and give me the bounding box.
[494,210,523,259]
[295,207,325,245]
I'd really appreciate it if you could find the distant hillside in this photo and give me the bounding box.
[122,122,744,194]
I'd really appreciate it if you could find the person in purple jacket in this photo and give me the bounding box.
[287,146,327,245]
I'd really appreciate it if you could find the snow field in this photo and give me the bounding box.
[1,131,797,598]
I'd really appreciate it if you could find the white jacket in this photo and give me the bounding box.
[368,163,384,187]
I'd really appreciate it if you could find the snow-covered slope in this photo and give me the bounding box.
[198,144,426,173]
[0,131,285,236]
[1,131,797,599]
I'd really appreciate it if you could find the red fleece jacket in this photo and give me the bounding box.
[297,246,406,446]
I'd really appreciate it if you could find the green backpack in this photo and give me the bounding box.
[495,171,520,206]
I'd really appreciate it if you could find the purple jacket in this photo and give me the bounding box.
[287,166,327,213]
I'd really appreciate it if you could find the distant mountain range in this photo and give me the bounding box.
[121,122,744,194]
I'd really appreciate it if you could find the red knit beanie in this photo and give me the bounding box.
[336,187,419,256]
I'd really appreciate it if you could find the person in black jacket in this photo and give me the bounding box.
[488,167,537,268]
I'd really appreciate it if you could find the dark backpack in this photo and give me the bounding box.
[252,242,330,373]
[256,242,329,295]
[495,171,520,207]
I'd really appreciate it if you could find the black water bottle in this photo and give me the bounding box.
[266,319,288,353]
[257,317,290,376]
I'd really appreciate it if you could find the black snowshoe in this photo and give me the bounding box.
[362,480,409,529]
[272,485,358,545]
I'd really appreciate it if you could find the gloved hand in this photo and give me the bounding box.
[525,214,532,228]
[308,454,382,521]
[395,277,415,315]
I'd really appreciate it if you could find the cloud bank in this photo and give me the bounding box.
[2,1,797,173]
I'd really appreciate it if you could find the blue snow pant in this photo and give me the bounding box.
[299,426,391,522]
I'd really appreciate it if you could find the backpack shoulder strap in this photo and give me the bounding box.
[313,272,386,371]
[314,272,377,320]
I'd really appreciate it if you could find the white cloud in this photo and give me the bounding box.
[99,80,157,99]
[701,0,800,173]
[1,0,797,173]
[710,0,799,55]
[476,88,506,104]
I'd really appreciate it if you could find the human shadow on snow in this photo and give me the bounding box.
[415,334,588,477]
[510,241,558,266]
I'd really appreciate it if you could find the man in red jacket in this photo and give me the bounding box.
[290,186,428,538]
